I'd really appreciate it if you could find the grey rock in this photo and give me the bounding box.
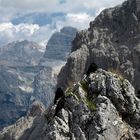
[1,69,139,140]
[39,27,77,66]
[0,65,48,129]
[0,27,77,128]
[0,101,45,140]
[0,40,43,66]
[57,0,140,94]
[33,67,57,107]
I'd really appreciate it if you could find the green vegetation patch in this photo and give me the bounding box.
[80,80,88,94]
[85,98,96,111]
[65,87,74,97]
[108,68,124,79]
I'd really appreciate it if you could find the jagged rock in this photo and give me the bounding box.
[57,0,140,93]
[39,26,77,66]
[27,101,45,117]
[0,27,77,128]
[0,69,139,140]
[0,101,45,140]
[45,69,140,140]
[33,67,57,107]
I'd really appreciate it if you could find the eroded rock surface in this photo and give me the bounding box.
[1,69,139,140]
[58,0,140,93]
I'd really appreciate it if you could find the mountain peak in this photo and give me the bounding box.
[58,0,140,92]
[0,40,43,66]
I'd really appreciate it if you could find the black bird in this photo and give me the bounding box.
[86,62,98,76]
[137,90,140,98]
[54,96,65,117]
[54,87,64,104]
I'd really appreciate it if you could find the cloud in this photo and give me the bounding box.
[0,22,39,36]
[0,0,125,46]
[0,12,93,46]
[55,13,94,30]
[0,0,125,22]
[0,22,55,46]
[66,13,93,23]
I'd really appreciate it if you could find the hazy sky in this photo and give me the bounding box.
[0,0,125,47]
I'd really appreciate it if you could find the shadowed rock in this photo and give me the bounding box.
[54,96,65,117]
[86,62,98,76]
[54,87,64,104]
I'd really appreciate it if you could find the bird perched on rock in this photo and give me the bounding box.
[86,62,98,76]
[54,87,64,104]
[137,90,140,98]
[54,96,65,117]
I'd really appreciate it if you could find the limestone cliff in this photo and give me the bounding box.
[57,0,140,94]
[39,26,77,65]
[0,69,139,140]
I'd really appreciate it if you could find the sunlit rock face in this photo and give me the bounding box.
[57,0,140,94]
[0,69,140,140]
[39,26,77,65]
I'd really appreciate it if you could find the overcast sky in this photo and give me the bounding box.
[0,0,125,47]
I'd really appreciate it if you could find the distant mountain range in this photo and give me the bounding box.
[12,12,66,26]
[40,26,77,65]
[0,26,77,129]
[0,0,140,139]
[0,40,44,66]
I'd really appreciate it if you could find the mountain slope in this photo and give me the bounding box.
[39,27,77,65]
[33,26,77,107]
[0,69,139,140]
[0,40,43,66]
[0,40,45,129]
[12,12,66,26]
[0,26,77,129]
[0,65,46,129]
[57,0,140,94]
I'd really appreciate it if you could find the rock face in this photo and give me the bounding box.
[57,0,140,93]
[0,65,46,129]
[33,26,77,107]
[0,26,77,129]
[39,26,77,65]
[33,67,56,107]
[0,101,45,140]
[0,40,44,128]
[0,40,43,66]
[1,69,140,140]
[32,26,77,107]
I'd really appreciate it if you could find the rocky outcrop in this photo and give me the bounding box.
[0,101,45,140]
[45,69,140,140]
[33,67,56,107]
[39,27,77,65]
[33,26,77,107]
[57,0,140,93]
[1,69,139,140]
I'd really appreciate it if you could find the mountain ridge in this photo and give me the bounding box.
[58,0,140,93]
[0,69,139,140]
